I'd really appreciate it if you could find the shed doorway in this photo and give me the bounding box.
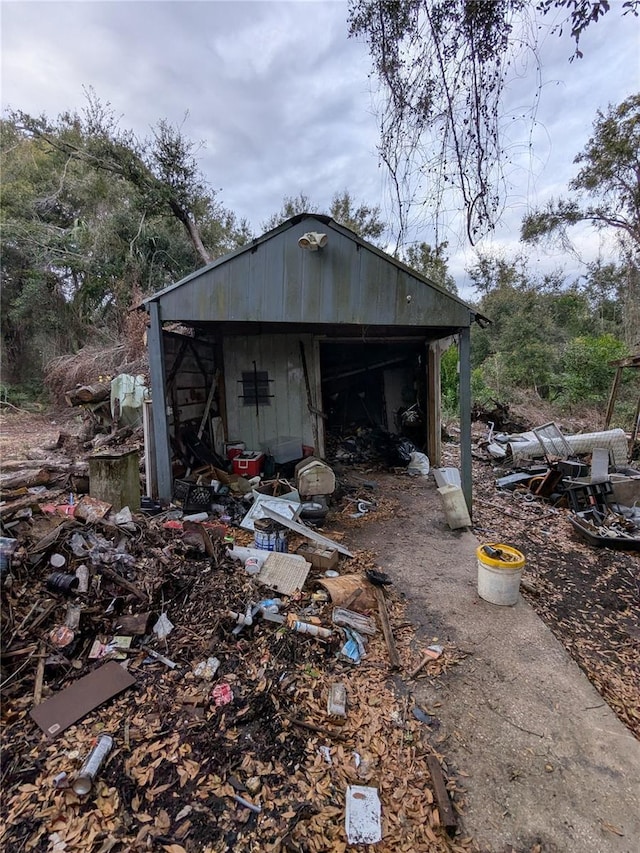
[319,340,428,448]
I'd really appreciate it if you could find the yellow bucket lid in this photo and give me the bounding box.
[476,544,525,569]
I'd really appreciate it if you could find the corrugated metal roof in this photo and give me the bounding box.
[143,213,482,329]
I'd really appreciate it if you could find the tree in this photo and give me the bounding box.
[262,189,386,244]
[521,95,640,345]
[261,192,318,232]
[402,242,458,293]
[348,1,639,245]
[521,95,640,250]
[11,92,251,267]
[1,99,251,385]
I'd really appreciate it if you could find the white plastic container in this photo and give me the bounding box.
[476,544,525,606]
[260,436,302,464]
[437,484,471,529]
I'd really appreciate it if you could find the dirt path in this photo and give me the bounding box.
[337,472,640,853]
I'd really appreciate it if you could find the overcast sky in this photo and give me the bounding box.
[2,0,639,296]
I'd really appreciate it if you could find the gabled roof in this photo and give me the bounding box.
[143,213,481,330]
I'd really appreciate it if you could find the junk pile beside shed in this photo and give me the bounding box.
[0,418,474,853]
[478,420,640,549]
[466,412,639,739]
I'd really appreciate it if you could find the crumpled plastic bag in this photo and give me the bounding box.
[407,451,430,476]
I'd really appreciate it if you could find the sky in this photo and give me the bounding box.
[1,0,639,298]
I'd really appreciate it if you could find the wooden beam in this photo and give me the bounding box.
[604,366,623,429]
[426,754,458,836]
[427,341,442,467]
[374,586,401,671]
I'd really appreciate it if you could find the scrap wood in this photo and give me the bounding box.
[262,505,353,556]
[374,585,402,671]
[286,716,348,741]
[32,644,45,706]
[100,565,148,602]
[426,754,459,836]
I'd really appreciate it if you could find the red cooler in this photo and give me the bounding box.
[232,451,264,477]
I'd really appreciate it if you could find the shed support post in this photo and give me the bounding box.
[427,341,442,467]
[148,302,172,501]
[459,326,472,516]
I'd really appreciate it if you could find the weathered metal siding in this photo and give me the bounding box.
[153,219,470,329]
[222,333,317,452]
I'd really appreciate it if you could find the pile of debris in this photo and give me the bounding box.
[0,451,473,851]
[478,420,640,550]
[467,420,640,739]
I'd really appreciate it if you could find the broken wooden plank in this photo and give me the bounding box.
[286,716,347,741]
[262,506,353,557]
[426,754,458,836]
[99,566,148,602]
[374,586,401,671]
[33,645,45,706]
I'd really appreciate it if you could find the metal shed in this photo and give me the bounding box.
[143,213,482,511]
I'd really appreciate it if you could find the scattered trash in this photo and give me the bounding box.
[141,647,178,669]
[327,682,347,717]
[75,564,89,593]
[257,552,311,596]
[212,682,234,706]
[365,568,392,586]
[437,484,471,529]
[48,625,75,649]
[292,621,332,639]
[340,627,367,663]
[153,612,174,640]
[72,735,114,795]
[193,657,221,679]
[233,793,262,813]
[30,661,136,738]
[407,451,430,476]
[46,572,79,594]
[412,707,436,726]
[345,785,382,844]
[52,771,69,790]
[318,745,332,764]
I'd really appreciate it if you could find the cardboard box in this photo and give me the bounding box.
[233,452,265,477]
[297,543,339,571]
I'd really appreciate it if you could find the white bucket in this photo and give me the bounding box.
[476,544,525,606]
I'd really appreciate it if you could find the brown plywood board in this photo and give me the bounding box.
[30,661,136,738]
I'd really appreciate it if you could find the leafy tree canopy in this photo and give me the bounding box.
[1,94,251,383]
[402,242,458,294]
[521,94,640,251]
[262,189,386,245]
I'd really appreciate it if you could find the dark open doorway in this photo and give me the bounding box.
[319,340,428,448]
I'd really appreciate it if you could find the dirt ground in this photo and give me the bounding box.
[0,408,84,460]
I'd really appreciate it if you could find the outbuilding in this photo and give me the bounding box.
[143,213,483,511]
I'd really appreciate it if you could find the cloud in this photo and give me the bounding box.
[1,0,637,289]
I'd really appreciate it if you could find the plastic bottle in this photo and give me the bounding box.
[72,735,113,795]
[292,621,332,639]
